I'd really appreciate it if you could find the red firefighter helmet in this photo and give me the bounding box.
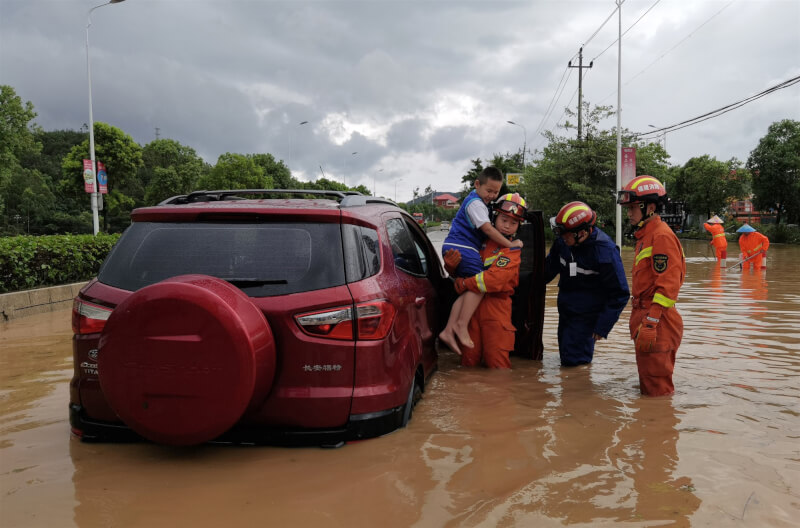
[617,175,667,205]
[493,193,527,222]
[553,201,596,235]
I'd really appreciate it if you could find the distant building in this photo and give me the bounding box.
[407,191,463,208]
[730,198,774,225]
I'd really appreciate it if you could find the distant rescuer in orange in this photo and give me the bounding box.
[442,193,526,368]
[736,224,770,270]
[617,176,686,397]
[703,215,728,265]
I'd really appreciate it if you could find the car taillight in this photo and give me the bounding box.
[355,301,396,340]
[72,298,113,335]
[295,300,396,341]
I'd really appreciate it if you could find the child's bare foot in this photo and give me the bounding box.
[438,329,461,355]
[454,323,474,349]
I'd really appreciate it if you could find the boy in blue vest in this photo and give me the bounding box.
[439,167,523,354]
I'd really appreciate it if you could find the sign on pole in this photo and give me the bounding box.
[83,159,96,193]
[621,147,636,187]
[97,161,108,194]
[506,173,522,186]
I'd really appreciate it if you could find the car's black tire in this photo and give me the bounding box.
[401,374,423,427]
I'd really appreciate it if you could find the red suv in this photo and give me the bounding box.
[70,189,546,447]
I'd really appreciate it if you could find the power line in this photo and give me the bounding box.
[599,0,736,103]
[590,0,662,63]
[582,2,621,48]
[530,66,574,144]
[636,75,800,138]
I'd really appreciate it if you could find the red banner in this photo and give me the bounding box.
[621,147,636,187]
[82,159,96,193]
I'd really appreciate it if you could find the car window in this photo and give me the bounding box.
[98,222,345,296]
[385,217,424,276]
[343,224,381,282]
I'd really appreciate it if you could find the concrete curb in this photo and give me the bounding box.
[0,282,88,323]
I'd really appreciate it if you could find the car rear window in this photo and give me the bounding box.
[98,222,345,296]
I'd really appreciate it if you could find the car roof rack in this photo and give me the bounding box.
[159,189,398,208]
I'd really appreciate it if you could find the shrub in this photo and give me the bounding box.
[0,234,120,293]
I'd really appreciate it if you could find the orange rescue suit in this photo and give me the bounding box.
[629,215,686,396]
[454,240,521,368]
[738,231,770,270]
[703,222,728,262]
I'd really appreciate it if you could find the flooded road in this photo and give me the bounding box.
[1,237,798,527]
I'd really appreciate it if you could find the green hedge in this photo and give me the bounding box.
[0,234,120,293]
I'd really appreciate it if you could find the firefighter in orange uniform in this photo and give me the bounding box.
[736,224,770,270]
[443,193,525,368]
[618,176,686,396]
[703,215,727,265]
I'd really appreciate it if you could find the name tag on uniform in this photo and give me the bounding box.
[569,262,577,277]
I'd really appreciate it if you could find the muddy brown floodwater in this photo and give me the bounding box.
[1,237,798,527]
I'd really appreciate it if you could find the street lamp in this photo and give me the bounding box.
[507,120,527,167]
[374,168,383,197]
[290,120,309,175]
[648,124,667,151]
[343,151,357,186]
[86,0,125,235]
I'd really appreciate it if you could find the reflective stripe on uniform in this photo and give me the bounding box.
[635,246,653,265]
[713,233,725,239]
[653,292,676,308]
[558,256,599,275]
[476,272,487,292]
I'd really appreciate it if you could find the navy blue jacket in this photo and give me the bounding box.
[544,227,630,338]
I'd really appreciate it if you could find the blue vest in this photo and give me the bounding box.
[445,190,487,252]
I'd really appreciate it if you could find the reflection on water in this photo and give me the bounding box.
[1,239,798,527]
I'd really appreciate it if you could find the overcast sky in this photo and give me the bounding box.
[1,0,798,202]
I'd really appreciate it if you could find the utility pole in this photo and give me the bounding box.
[568,47,593,140]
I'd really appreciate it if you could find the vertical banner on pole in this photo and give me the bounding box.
[621,147,637,187]
[83,159,96,193]
[97,161,108,194]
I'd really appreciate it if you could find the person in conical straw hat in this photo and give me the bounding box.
[703,215,728,265]
[736,224,770,270]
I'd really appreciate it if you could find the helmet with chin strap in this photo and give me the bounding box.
[492,193,527,223]
[617,175,667,229]
[552,201,596,236]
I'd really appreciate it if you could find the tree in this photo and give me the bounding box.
[198,153,272,190]
[518,103,659,230]
[747,119,800,224]
[670,155,749,220]
[251,153,292,189]
[0,85,43,230]
[140,139,204,204]
[61,122,144,232]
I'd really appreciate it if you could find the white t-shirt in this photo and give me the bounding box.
[466,199,490,230]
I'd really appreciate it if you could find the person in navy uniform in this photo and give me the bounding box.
[545,201,630,366]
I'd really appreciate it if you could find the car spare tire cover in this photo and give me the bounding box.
[98,275,276,446]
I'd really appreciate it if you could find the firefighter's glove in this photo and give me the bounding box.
[454,277,467,295]
[635,316,659,354]
[443,249,462,276]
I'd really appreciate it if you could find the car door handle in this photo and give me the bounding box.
[414,297,426,307]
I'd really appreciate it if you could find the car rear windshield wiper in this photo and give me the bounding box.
[224,278,289,286]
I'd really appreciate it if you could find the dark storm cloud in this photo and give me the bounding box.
[1,0,798,201]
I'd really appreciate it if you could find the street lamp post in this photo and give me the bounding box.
[507,120,527,167]
[290,120,309,174]
[86,0,125,235]
[374,168,383,197]
[343,151,357,187]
